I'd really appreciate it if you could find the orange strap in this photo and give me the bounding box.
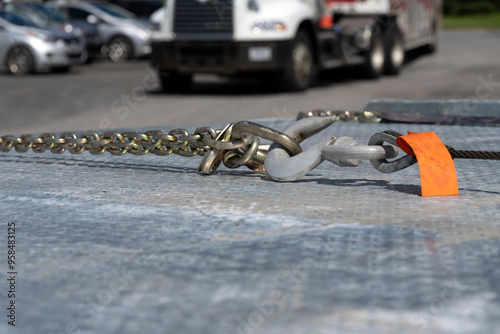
[396,132,459,197]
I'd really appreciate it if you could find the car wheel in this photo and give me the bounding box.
[160,72,193,93]
[7,46,35,75]
[280,30,315,91]
[384,23,404,75]
[363,31,385,79]
[108,36,133,62]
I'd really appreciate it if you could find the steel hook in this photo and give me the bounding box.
[264,116,338,181]
[264,117,399,181]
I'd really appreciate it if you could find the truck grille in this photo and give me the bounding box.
[173,0,233,38]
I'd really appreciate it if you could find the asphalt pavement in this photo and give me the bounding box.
[0,30,499,135]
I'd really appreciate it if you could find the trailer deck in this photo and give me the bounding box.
[0,108,499,333]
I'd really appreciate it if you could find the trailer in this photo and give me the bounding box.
[151,0,441,92]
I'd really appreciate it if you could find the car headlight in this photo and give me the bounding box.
[62,23,74,34]
[251,21,286,35]
[136,28,151,40]
[27,30,56,43]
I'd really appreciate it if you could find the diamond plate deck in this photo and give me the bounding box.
[0,118,499,334]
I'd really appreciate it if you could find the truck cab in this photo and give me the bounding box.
[151,0,441,92]
[151,0,336,91]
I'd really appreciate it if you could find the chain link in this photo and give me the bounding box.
[297,109,383,122]
[0,125,276,174]
[0,127,220,158]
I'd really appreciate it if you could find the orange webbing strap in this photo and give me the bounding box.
[396,132,459,197]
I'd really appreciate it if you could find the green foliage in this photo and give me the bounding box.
[443,12,500,29]
[443,0,500,15]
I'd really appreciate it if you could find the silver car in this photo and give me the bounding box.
[1,1,103,62]
[0,11,85,74]
[50,1,151,62]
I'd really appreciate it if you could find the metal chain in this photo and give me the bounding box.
[297,109,383,122]
[0,122,298,175]
[0,128,218,157]
[1,112,499,178]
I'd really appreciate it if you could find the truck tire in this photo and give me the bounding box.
[280,30,315,91]
[384,24,404,75]
[363,32,385,79]
[160,72,193,93]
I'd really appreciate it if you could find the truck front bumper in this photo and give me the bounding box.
[151,40,293,75]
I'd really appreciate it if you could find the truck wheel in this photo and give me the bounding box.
[384,24,404,75]
[363,33,385,79]
[160,72,192,93]
[7,46,35,75]
[280,31,315,91]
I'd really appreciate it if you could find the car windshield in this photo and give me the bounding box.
[22,3,67,23]
[90,2,136,19]
[2,3,66,26]
[0,11,38,27]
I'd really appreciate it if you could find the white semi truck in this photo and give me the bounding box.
[151,0,441,92]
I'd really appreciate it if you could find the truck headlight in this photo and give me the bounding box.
[252,21,286,35]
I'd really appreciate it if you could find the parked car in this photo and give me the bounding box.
[0,1,102,61]
[0,11,84,74]
[49,1,151,62]
[108,0,163,19]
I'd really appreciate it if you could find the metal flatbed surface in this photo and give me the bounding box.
[0,118,499,334]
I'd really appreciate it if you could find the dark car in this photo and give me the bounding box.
[50,1,152,62]
[0,1,102,61]
[107,0,162,19]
